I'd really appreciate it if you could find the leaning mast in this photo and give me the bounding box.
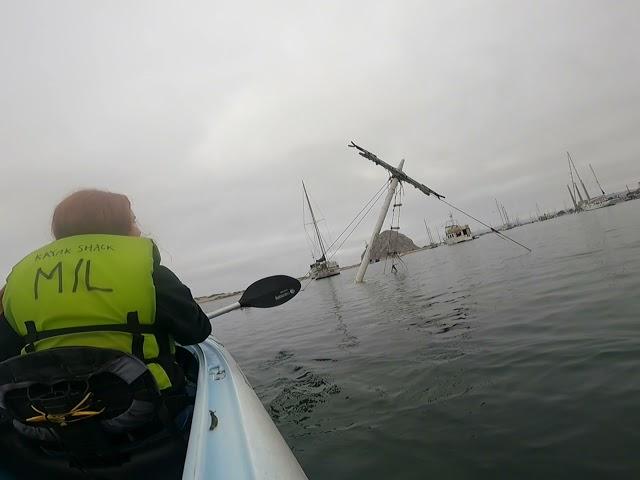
[589,164,606,195]
[349,142,443,283]
[568,158,581,205]
[355,160,404,283]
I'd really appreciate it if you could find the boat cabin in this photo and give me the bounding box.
[444,220,473,245]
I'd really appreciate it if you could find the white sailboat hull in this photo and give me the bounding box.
[310,260,340,279]
[582,197,616,211]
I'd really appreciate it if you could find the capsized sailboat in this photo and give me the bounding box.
[302,181,340,280]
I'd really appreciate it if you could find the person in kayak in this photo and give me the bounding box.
[0,189,211,393]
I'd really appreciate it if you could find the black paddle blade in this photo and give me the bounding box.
[239,275,301,309]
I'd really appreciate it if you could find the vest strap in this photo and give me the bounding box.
[24,321,37,354]
[23,323,159,341]
[127,311,144,359]
[22,312,158,360]
[20,313,174,381]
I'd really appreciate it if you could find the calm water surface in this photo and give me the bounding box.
[203,200,640,479]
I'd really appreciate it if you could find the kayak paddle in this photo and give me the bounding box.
[206,275,301,320]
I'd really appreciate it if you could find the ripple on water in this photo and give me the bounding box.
[268,368,341,424]
[258,349,295,370]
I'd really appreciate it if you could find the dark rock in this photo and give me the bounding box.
[361,230,419,262]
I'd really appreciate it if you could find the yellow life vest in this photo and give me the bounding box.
[2,234,173,390]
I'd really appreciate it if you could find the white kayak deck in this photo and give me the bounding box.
[182,338,307,480]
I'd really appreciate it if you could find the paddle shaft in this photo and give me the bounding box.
[207,302,241,320]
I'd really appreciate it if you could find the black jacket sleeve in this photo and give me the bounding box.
[0,313,23,362]
[152,265,211,345]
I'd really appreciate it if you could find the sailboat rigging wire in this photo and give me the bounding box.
[313,201,337,248]
[327,181,390,260]
[302,190,322,259]
[299,275,315,292]
[324,179,391,255]
[304,228,320,259]
[438,198,532,253]
[302,180,391,286]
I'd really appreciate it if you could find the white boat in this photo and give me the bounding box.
[582,195,617,211]
[302,181,340,280]
[309,258,340,279]
[444,213,473,245]
[183,337,308,480]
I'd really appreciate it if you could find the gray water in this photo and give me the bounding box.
[203,200,640,479]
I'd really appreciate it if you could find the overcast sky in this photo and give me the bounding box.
[1,0,639,295]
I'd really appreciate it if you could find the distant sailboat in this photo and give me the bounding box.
[567,153,615,211]
[302,181,340,280]
[495,198,514,230]
[423,219,437,248]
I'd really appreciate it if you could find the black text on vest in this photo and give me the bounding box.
[34,259,114,300]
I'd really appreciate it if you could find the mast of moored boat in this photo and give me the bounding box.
[302,180,328,262]
[567,152,591,201]
[423,218,429,245]
[424,219,435,246]
[567,184,578,210]
[589,163,606,195]
[568,157,582,205]
[495,199,505,225]
[502,204,510,226]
